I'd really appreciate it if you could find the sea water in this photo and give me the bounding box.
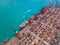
[0,0,58,42]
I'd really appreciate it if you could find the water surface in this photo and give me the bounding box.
[0,0,56,42]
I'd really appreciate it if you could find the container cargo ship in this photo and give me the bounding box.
[2,6,60,45]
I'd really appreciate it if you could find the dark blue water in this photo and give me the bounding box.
[0,0,59,42]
